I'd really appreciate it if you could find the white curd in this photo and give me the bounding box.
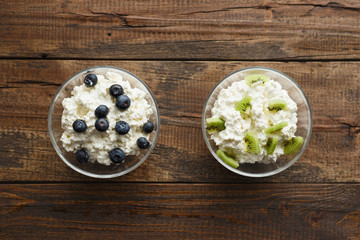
[60,72,153,165]
[210,76,298,164]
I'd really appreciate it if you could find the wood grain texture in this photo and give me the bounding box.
[1,0,360,60]
[0,60,359,182]
[1,183,360,240]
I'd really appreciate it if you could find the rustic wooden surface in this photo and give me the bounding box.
[1,0,360,60]
[1,183,360,240]
[0,60,359,183]
[1,0,360,239]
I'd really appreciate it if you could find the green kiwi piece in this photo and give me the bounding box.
[216,149,239,168]
[235,96,252,114]
[264,122,288,134]
[206,118,225,133]
[206,128,218,135]
[265,137,279,155]
[268,99,287,111]
[244,132,260,154]
[245,74,270,86]
[284,136,304,155]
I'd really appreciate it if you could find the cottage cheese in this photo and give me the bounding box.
[210,76,298,164]
[60,72,153,165]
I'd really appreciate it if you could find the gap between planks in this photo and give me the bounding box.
[1,57,360,62]
[1,181,360,185]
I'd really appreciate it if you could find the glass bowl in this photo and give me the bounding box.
[48,66,160,178]
[202,67,312,177]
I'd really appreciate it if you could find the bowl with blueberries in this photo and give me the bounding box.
[48,66,160,178]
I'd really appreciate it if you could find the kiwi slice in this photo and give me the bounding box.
[206,128,218,135]
[265,137,279,155]
[244,132,260,154]
[216,149,239,168]
[268,99,287,111]
[264,122,288,134]
[284,136,304,155]
[245,74,270,86]
[235,96,252,114]
[206,118,225,133]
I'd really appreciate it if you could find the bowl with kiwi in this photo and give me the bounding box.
[202,67,312,177]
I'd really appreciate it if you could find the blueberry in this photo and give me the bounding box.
[95,118,109,132]
[95,105,109,118]
[84,73,98,87]
[109,84,124,98]
[115,95,131,110]
[137,137,150,149]
[109,148,126,164]
[73,119,87,132]
[143,121,154,133]
[75,149,89,164]
[115,121,130,135]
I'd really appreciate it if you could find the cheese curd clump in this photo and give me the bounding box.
[60,72,153,165]
[210,75,298,164]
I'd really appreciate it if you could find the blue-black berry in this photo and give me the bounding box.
[73,119,87,132]
[109,148,126,164]
[95,105,109,118]
[143,121,154,133]
[115,121,130,135]
[95,118,109,132]
[84,73,98,87]
[137,137,150,149]
[76,149,89,164]
[115,95,131,110]
[109,84,124,98]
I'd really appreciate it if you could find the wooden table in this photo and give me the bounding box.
[1,1,360,239]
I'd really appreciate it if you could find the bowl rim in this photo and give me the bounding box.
[201,66,312,177]
[48,66,160,178]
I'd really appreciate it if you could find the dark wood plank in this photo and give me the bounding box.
[0,183,359,240]
[1,0,360,60]
[0,60,359,182]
